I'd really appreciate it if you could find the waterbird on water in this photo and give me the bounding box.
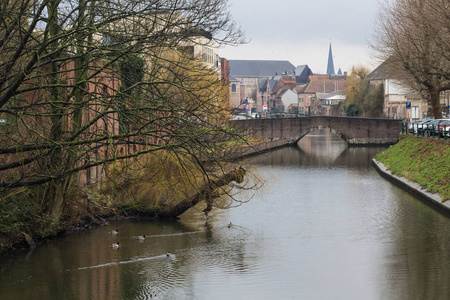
[228,222,232,228]
[109,229,119,235]
[166,251,171,257]
[136,235,146,241]
[111,242,120,249]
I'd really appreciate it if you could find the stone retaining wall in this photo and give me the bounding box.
[372,159,450,215]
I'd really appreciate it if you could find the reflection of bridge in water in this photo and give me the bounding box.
[230,116,402,145]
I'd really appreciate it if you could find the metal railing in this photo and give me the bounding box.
[402,120,449,140]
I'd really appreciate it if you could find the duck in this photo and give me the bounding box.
[109,229,119,235]
[111,242,120,249]
[136,235,146,241]
[228,222,232,228]
[166,251,171,257]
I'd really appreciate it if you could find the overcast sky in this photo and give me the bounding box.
[220,0,383,74]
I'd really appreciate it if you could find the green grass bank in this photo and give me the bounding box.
[375,136,450,202]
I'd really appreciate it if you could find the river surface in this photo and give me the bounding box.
[2,129,450,300]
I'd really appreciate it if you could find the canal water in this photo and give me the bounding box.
[2,129,450,299]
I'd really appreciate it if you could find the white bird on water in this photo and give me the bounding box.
[109,229,119,235]
[111,242,120,249]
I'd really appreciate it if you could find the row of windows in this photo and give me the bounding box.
[236,78,257,85]
[299,96,314,102]
[201,46,218,66]
[231,84,257,94]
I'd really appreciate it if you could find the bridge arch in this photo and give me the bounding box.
[229,116,401,146]
[293,126,349,144]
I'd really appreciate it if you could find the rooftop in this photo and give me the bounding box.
[229,60,295,77]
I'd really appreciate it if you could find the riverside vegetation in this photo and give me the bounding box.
[375,136,450,202]
[0,149,258,254]
[0,0,249,254]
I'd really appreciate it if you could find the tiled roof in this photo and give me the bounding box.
[276,87,297,98]
[269,79,278,92]
[295,65,313,84]
[229,74,239,82]
[229,60,295,77]
[303,79,347,93]
[276,88,289,98]
[318,90,347,100]
[365,61,390,81]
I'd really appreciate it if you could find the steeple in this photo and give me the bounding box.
[326,43,335,75]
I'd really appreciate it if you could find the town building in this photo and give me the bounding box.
[224,43,351,116]
[366,61,426,120]
[297,75,347,116]
[227,60,296,112]
[318,90,347,116]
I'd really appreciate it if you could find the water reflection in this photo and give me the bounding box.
[298,129,348,161]
[249,129,387,170]
[1,130,450,299]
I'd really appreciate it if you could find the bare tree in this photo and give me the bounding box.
[373,0,450,119]
[0,0,250,225]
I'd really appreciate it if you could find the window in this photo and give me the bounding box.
[412,106,419,119]
[231,84,237,93]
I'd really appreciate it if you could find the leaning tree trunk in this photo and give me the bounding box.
[155,167,246,218]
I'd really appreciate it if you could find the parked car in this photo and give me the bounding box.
[431,119,450,137]
[423,119,450,137]
[230,112,251,120]
[410,118,433,134]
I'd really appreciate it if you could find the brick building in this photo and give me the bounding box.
[227,60,296,112]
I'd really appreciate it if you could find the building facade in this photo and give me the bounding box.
[366,62,427,120]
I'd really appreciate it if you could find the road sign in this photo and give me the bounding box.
[263,103,268,113]
[406,102,411,109]
[244,104,250,111]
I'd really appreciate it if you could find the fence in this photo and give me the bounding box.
[402,120,449,140]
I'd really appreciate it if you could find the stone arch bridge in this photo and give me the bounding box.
[229,116,402,146]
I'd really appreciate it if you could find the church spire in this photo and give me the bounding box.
[326,43,335,75]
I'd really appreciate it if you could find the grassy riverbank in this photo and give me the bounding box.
[375,136,450,201]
